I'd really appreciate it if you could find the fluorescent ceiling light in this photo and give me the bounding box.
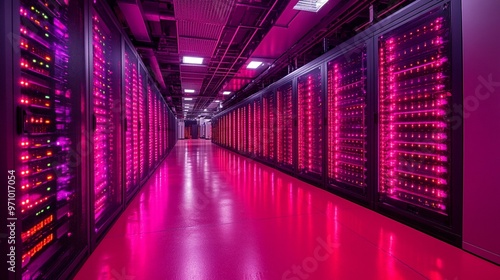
[184,89,195,93]
[184,97,193,101]
[182,56,203,64]
[293,0,328,13]
[214,100,221,103]
[222,91,231,95]
[247,61,262,69]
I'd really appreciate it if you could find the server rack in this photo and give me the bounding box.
[138,65,148,186]
[124,44,139,198]
[262,90,276,162]
[90,2,123,238]
[254,97,263,158]
[297,67,324,183]
[276,82,294,172]
[374,1,462,243]
[1,0,89,278]
[326,44,370,200]
[213,0,462,245]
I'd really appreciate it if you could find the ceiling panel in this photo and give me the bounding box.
[173,0,233,24]
[180,64,209,74]
[178,37,218,59]
[178,20,224,40]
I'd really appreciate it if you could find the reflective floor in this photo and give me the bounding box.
[75,140,500,280]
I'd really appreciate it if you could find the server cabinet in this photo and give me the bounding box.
[1,0,89,278]
[147,82,154,170]
[138,66,148,184]
[237,108,242,150]
[262,90,276,162]
[276,82,294,171]
[327,45,369,198]
[124,44,140,198]
[248,102,254,154]
[297,68,324,182]
[153,90,159,165]
[254,98,262,158]
[243,106,248,153]
[91,4,123,236]
[376,3,461,241]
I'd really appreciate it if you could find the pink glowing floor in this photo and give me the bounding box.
[75,140,500,280]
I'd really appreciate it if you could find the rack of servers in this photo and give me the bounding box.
[1,0,177,279]
[213,0,463,245]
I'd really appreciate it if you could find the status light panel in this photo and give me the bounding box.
[379,10,452,215]
[298,69,323,176]
[238,108,243,150]
[148,83,154,169]
[139,70,146,180]
[277,83,293,167]
[93,11,116,227]
[254,99,262,157]
[263,92,276,161]
[19,0,76,276]
[327,48,368,190]
[248,103,254,153]
[124,50,135,193]
[243,106,247,153]
[132,58,139,186]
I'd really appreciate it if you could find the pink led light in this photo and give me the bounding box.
[379,13,451,214]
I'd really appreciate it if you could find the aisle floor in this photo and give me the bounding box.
[75,140,500,280]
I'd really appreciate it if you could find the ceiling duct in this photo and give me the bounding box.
[139,48,167,89]
[142,1,175,22]
[117,0,151,42]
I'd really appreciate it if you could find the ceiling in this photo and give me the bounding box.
[108,0,414,119]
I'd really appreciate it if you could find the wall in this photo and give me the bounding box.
[462,0,500,265]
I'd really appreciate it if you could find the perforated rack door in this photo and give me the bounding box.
[378,8,452,219]
[327,47,368,194]
[297,68,324,178]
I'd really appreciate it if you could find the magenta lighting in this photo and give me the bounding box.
[379,15,451,214]
[277,83,293,167]
[327,48,368,190]
[93,11,114,224]
[298,68,323,177]
[18,0,75,276]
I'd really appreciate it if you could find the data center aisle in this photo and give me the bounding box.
[75,140,500,280]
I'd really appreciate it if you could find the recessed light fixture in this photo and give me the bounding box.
[182,56,204,65]
[293,0,329,13]
[184,97,193,101]
[214,100,221,103]
[204,109,207,112]
[247,61,262,69]
[222,91,231,95]
[184,89,195,93]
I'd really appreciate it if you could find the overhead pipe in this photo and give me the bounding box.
[200,0,280,109]
[232,0,370,105]
[139,47,167,89]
